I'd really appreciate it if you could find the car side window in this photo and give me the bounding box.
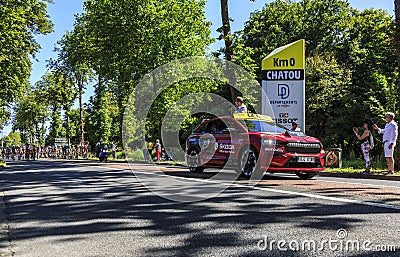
[195,122,207,134]
[205,119,226,134]
[222,118,244,133]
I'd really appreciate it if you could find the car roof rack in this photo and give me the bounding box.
[233,113,274,122]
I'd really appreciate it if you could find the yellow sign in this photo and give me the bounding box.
[233,113,274,122]
[261,39,306,131]
[262,39,305,70]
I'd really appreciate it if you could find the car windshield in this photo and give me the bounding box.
[241,119,287,134]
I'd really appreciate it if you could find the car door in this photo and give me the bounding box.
[196,118,227,166]
[196,119,220,166]
[214,118,243,166]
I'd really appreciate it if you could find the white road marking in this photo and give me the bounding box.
[63,162,400,211]
[263,173,400,189]
[317,177,400,189]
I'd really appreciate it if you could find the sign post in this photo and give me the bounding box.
[261,39,306,131]
[54,138,68,146]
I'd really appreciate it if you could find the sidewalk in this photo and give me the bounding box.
[319,170,400,181]
[0,191,11,257]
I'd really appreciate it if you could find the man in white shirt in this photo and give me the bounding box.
[373,112,398,174]
[235,96,247,113]
[290,121,301,132]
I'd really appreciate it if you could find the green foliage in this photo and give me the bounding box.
[13,90,48,144]
[1,131,22,146]
[58,0,214,146]
[0,0,53,126]
[9,0,397,163]
[233,0,397,156]
[85,84,119,147]
[305,54,351,147]
[35,71,75,110]
[146,77,220,141]
[64,108,81,145]
[77,0,212,105]
[34,71,75,144]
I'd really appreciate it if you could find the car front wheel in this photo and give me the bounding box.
[187,148,204,173]
[239,148,259,179]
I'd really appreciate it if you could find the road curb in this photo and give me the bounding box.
[318,171,400,181]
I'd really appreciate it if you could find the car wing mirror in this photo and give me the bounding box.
[222,128,237,134]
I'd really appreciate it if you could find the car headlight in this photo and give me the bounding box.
[262,138,286,146]
[261,138,276,145]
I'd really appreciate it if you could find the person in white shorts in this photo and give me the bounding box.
[373,112,398,174]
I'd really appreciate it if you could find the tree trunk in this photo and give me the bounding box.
[220,0,232,61]
[220,0,237,103]
[395,0,400,169]
[65,106,71,148]
[78,78,85,146]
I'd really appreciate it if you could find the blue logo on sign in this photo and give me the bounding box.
[278,84,290,99]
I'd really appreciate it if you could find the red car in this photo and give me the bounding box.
[186,113,325,179]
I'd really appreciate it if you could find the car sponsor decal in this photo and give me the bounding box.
[218,143,235,153]
[188,138,197,143]
[264,147,285,153]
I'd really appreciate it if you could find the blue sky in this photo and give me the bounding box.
[2,0,394,135]
[30,0,394,85]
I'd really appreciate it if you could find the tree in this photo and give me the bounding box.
[1,131,22,147]
[220,0,233,61]
[63,108,83,145]
[55,23,92,145]
[34,71,75,145]
[13,90,48,144]
[60,0,213,145]
[233,0,352,80]
[0,0,53,126]
[219,0,255,61]
[233,0,397,156]
[395,0,400,168]
[305,54,351,148]
[85,87,115,146]
[218,0,256,103]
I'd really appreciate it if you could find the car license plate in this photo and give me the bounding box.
[298,157,315,163]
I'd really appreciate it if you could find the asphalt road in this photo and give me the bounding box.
[0,160,399,256]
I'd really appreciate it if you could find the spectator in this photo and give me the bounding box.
[112,142,117,159]
[353,119,374,173]
[146,141,153,161]
[290,121,301,132]
[235,96,247,113]
[154,139,162,161]
[373,112,398,175]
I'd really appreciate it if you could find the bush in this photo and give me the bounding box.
[126,148,144,161]
[342,149,387,170]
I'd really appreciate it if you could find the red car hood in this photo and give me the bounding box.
[260,133,321,144]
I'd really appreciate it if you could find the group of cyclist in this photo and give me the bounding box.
[1,143,90,161]
[43,144,90,159]
[1,144,40,161]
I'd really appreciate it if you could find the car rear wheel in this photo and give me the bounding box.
[187,148,204,173]
[295,171,318,179]
[239,148,259,179]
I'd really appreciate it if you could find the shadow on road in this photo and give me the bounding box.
[0,160,398,256]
